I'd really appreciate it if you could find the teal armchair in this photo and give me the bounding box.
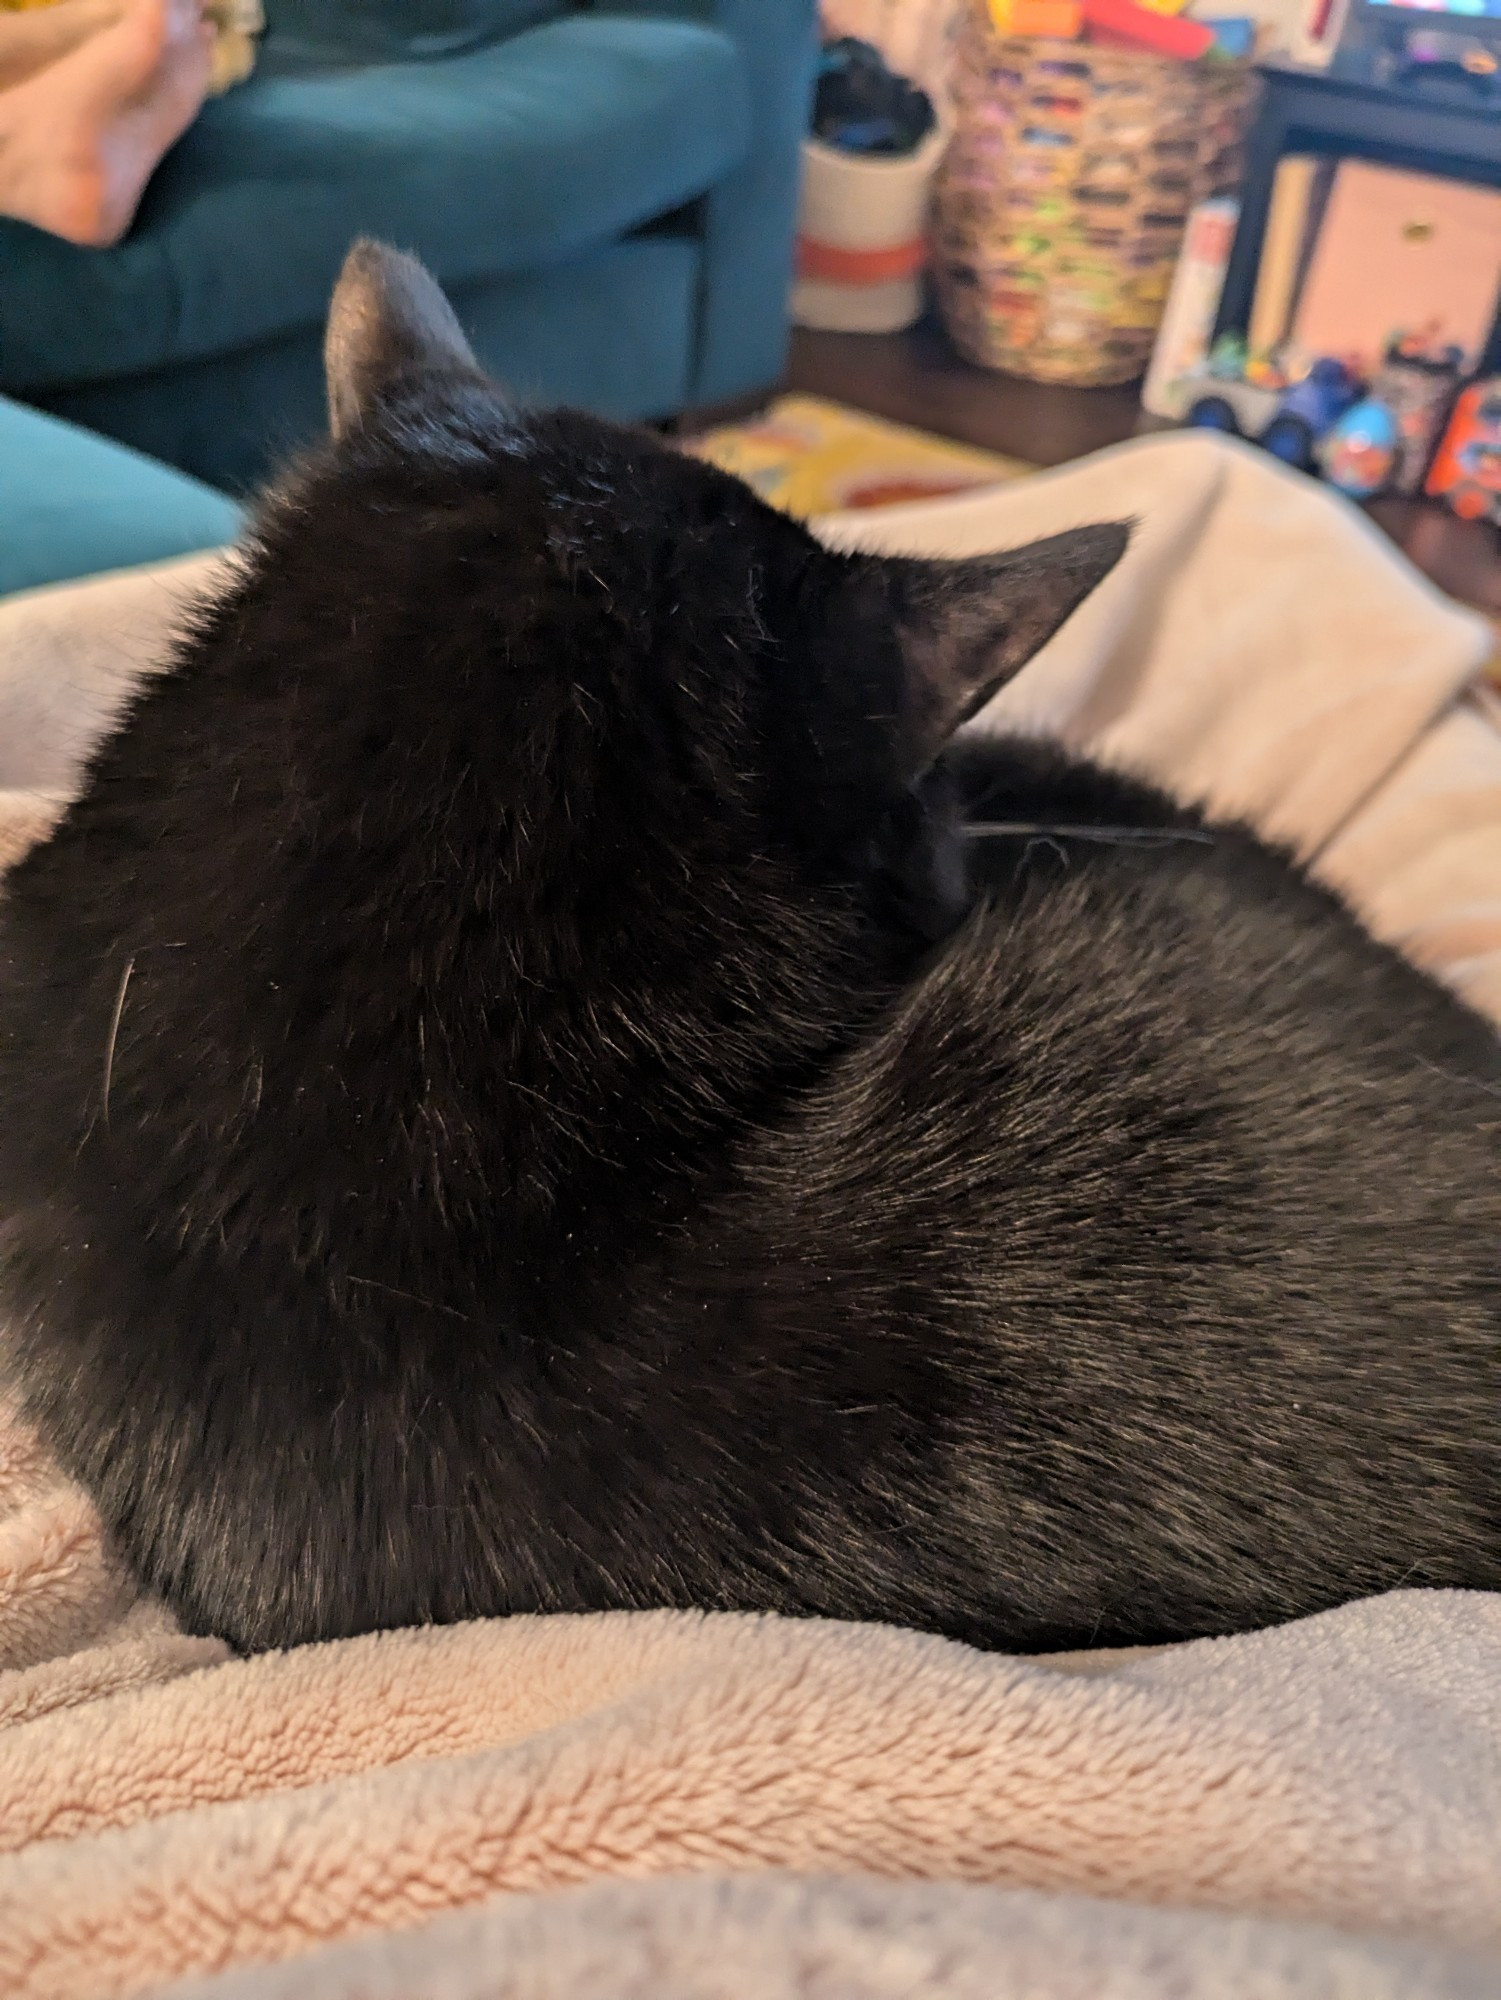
[0,0,816,493]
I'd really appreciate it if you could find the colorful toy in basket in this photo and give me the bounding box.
[932,4,1252,386]
[987,0,1084,34]
[1082,0,1214,55]
[1425,380,1501,525]
[988,0,1244,52]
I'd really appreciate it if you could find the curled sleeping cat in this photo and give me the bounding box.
[0,243,1495,1656]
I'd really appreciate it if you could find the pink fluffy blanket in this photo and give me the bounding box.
[0,432,1497,2000]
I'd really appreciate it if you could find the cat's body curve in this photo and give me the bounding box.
[0,246,1495,1653]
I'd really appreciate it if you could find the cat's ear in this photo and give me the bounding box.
[324,239,482,439]
[870,523,1130,769]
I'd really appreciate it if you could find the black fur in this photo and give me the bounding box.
[0,246,1496,1654]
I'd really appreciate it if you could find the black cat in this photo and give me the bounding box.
[0,243,1495,1655]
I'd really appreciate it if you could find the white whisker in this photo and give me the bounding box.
[100,955,136,1129]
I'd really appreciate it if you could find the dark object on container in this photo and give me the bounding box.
[813,36,936,156]
[1182,373,1279,442]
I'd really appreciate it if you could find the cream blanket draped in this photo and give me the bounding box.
[0,431,1496,2000]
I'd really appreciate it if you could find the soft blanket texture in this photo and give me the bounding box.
[0,431,1497,1999]
[160,1875,1501,2000]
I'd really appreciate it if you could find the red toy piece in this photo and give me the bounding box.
[1426,379,1501,526]
[1081,0,1215,56]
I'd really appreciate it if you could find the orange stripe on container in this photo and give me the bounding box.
[796,236,928,284]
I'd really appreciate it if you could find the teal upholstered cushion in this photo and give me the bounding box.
[34,237,704,493]
[0,398,240,598]
[0,15,749,395]
[593,1,818,405]
[261,0,568,62]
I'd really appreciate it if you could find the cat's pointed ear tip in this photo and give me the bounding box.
[1024,516,1132,604]
[990,517,1133,599]
[327,240,415,328]
[338,235,393,279]
[331,238,433,306]
[1062,517,1134,573]
[1101,516,1135,551]
[324,238,480,441]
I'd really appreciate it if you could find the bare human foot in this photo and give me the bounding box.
[0,0,212,247]
[0,0,123,91]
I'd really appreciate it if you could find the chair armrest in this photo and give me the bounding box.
[591,0,818,407]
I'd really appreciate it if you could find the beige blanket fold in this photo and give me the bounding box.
[0,433,1496,2000]
[154,1874,1501,2000]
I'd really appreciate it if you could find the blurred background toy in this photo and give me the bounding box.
[1184,372,1280,437]
[988,0,1084,33]
[1425,380,1501,525]
[1321,395,1399,497]
[1369,328,1466,497]
[1139,200,1241,420]
[1080,0,1214,55]
[1259,356,1362,470]
[1208,330,1250,379]
[1182,348,1353,454]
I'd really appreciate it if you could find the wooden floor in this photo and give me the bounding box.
[787,320,1501,618]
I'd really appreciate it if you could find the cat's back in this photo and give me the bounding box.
[673,797,1498,1645]
[788,790,1499,1276]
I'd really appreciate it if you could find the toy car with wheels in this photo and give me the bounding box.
[1258,360,1363,471]
[1182,358,1362,470]
[1183,375,1281,439]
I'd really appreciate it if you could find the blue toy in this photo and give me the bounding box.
[1321,397,1400,499]
[1184,375,1281,440]
[1259,360,1363,473]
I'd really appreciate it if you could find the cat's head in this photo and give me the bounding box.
[310,237,1124,933]
[323,244,1124,763]
[60,244,1126,1241]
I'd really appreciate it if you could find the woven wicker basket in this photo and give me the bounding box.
[932,2,1251,386]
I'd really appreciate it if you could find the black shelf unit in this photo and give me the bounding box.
[1213,59,1501,375]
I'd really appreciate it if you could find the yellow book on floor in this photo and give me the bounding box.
[685,396,1030,519]
[1248,155,1320,359]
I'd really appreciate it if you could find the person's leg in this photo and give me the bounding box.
[0,0,121,91]
[0,0,211,247]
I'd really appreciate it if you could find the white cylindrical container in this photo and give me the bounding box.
[791,124,948,335]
